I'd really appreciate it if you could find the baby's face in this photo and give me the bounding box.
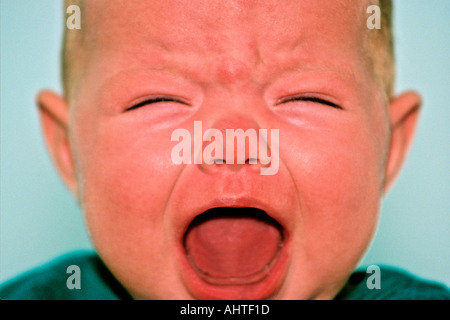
[68,0,390,299]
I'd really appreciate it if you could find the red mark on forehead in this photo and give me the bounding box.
[215,56,252,84]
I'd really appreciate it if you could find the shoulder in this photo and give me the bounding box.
[336,265,450,300]
[0,250,131,300]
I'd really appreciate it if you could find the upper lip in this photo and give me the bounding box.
[164,163,298,298]
[165,164,298,250]
[179,195,289,242]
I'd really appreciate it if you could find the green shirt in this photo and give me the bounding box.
[1,250,449,300]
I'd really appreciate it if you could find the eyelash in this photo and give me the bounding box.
[278,96,343,110]
[126,95,342,111]
[126,96,189,112]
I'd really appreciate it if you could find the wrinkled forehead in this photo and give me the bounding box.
[67,0,376,103]
[83,0,369,63]
[92,2,362,40]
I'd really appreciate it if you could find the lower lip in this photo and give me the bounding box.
[177,231,290,300]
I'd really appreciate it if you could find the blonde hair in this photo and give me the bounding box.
[62,0,85,100]
[368,0,395,98]
[61,0,394,99]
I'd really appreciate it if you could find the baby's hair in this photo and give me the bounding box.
[368,0,394,98]
[61,0,394,100]
[62,0,85,100]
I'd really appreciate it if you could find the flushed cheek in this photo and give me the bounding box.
[74,123,184,296]
[281,122,383,294]
[284,120,383,206]
[295,143,381,250]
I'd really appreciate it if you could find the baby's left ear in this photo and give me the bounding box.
[383,90,422,193]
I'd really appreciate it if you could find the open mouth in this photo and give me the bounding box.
[183,207,284,286]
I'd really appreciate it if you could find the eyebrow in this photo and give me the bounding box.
[97,43,363,104]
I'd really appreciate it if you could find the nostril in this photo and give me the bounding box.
[213,158,258,165]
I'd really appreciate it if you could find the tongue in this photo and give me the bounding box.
[184,208,282,282]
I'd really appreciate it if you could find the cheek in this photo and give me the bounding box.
[296,136,380,212]
[284,117,384,205]
[281,116,385,279]
[297,135,381,238]
[72,118,180,275]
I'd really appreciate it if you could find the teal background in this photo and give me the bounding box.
[1,1,449,286]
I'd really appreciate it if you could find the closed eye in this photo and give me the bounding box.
[277,96,343,110]
[125,96,190,112]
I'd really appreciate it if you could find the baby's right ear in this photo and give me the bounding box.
[37,90,78,195]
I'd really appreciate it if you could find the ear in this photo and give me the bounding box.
[37,90,78,194]
[383,90,422,193]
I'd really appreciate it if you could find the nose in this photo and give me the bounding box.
[196,117,275,174]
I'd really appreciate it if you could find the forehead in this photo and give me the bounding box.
[80,0,371,92]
